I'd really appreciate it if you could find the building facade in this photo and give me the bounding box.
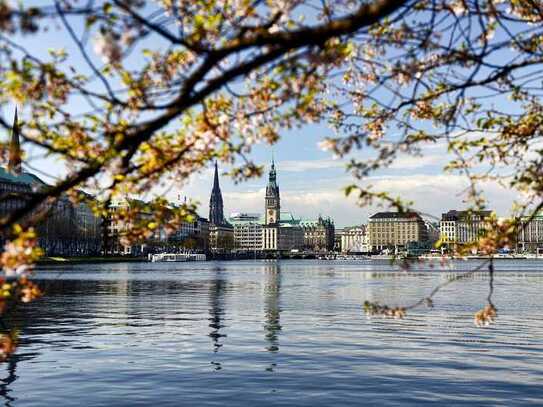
[170,215,210,252]
[41,193,102,256]
[340,225,370,253]
[368,212,428,252]
[276,223,304,251]
[517,213,543,253]
[300,216,335,252]
[105,198,150,255]
[209,224,235,252]
[229,213,263,251]
[0,110,102,256]
[107,198,210,255]
[208,162,234,252]
[439,210,492,250]
[334,228,343,252]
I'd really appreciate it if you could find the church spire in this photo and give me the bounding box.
[209,161,225,225]
[212,160,220,191]
[8,108,22,175]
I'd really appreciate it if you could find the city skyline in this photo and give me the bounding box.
[4,116,516,228]
[182,143,516,228]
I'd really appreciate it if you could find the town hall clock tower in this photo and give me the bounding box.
[262,158,281,251]
[265,159,280,225]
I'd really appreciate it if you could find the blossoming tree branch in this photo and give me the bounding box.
[0,0,540,354]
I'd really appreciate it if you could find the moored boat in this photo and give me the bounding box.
[149,253,206,262]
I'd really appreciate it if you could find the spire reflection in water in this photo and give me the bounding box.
[0,357,18,406]
[208,267,227,370]
[263,262,282,372]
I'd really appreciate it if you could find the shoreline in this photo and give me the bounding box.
[36,254,543,265]
[38,256,148,265]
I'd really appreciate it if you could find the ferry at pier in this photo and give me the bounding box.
[149,253,206,262]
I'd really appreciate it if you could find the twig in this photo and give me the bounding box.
[405,259,491,310]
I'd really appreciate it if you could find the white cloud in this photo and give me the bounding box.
[160,154,522,227]
[278,154,450,175]
[365,174,518,219]
[279,159,345,172]
[387,153,446,170]
[222,173,521,226]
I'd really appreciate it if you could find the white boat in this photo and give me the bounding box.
[149,253,206,262]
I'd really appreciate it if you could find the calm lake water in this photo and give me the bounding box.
[1,259,543,406]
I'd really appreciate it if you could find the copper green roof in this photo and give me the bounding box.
[0,166,46,186]
[279,211,300,224]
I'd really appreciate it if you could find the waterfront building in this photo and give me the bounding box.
[334,228,342,252]
[439,209,492,250]
[170,215,210,252]
[106,197,210,255]
[42,192,102,256]
[0,110,102,256]
[340,225,370,253]
[368,212,428,253]
[517,213,543,253]
[229,212,263,251]
[425,221,440,245]
[198,217,210,251]
[276,212,304,251]
[208,162,234,252]
[209,224,235,252]
[261,160,304,252]
[105,198,150,255]
[300,216,335,252]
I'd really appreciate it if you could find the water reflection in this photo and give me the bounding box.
[209,267,227,370]
[263,262,282,373]
[0,357,18,406]
[0,305,43,407]
[0,261,541,406]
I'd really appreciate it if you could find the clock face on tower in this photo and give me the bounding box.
[268,209,275,223]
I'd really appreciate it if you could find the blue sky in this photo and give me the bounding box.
[169,126,514,227]
[9,102,514,227]
[2,2,521,227]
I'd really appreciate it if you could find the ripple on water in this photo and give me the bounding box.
[1,259,542,406]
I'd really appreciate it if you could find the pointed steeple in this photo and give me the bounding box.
[269,155,277,184]
[209,161,225,225]
[8,108,22,175]
[265,156,280,207]
[212,161,220,191]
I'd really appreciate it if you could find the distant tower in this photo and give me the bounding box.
[7,108,22,175]
[209,161,225,225]
[265,158,280,225]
